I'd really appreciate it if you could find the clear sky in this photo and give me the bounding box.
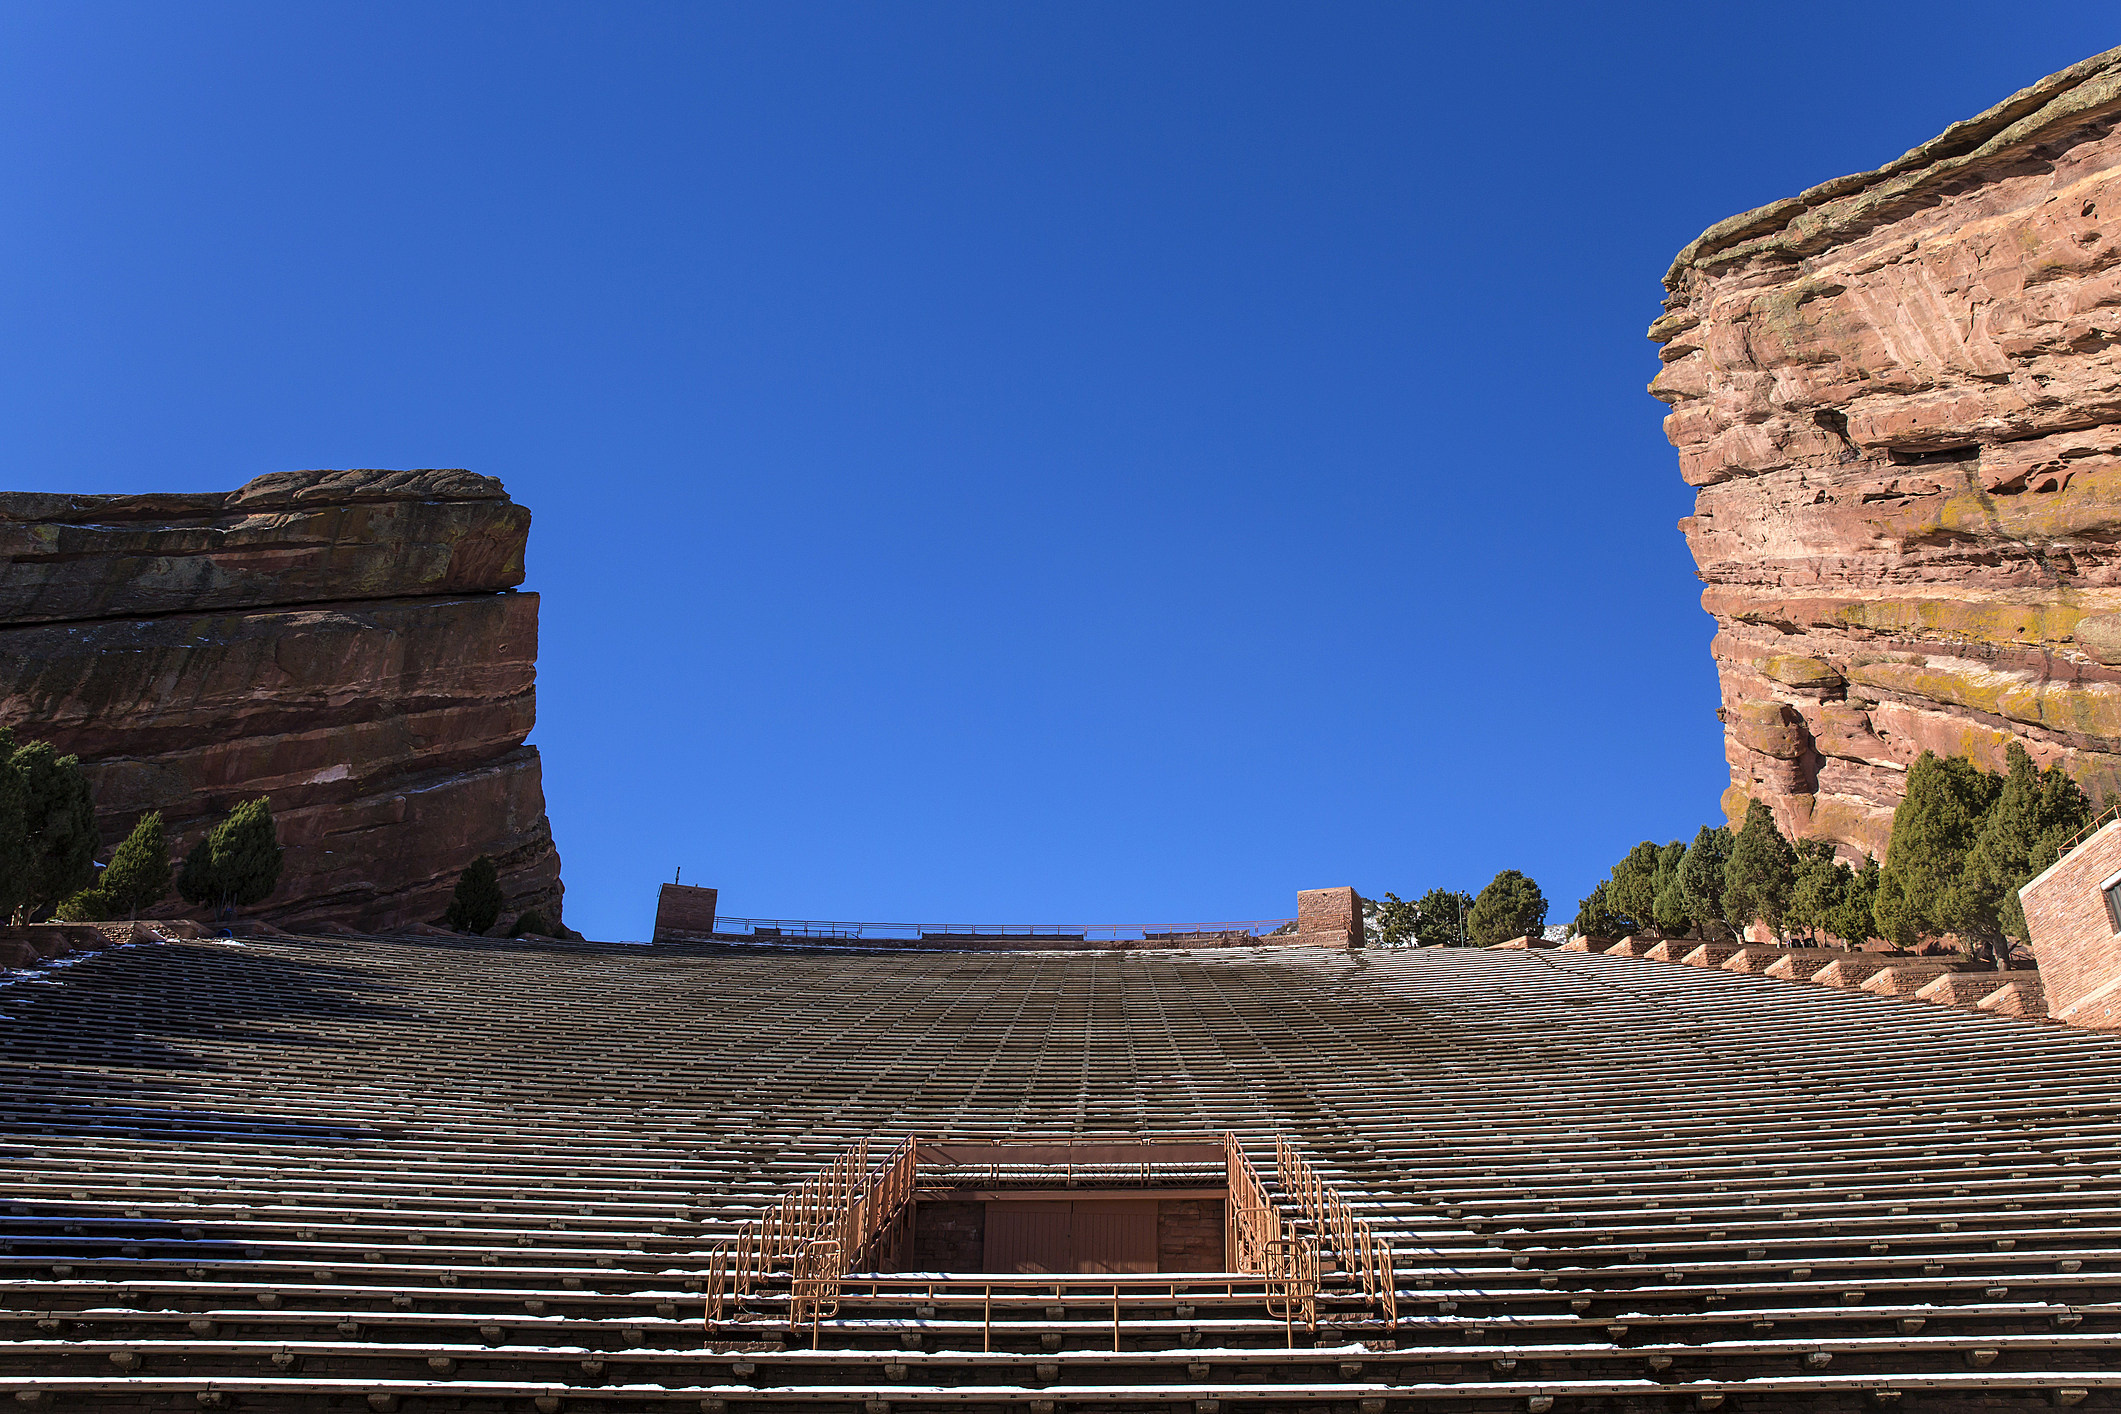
[3,5,2113,940]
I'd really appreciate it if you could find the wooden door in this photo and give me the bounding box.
[982,1199,1158,1273]
[984,1201,1072,1274]
[1070,1199,1157,1273]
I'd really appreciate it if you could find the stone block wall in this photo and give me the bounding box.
[652,884,719,942]
[1155,1198,1225,1272]
[1296,887,1361,949]
[898,1196,1226,1272]
[2019,819,2121,1029]
[905,1200,984,1271]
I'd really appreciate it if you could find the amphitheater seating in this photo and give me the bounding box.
[1,932,2118,1410]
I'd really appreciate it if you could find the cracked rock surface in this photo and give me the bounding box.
[0,469,564,932]
[1652,46,2121,855]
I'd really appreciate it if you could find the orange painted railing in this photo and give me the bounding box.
[705,1135,920,1323]
[1274,1134,1398,1324]
[1225,1133,1316,1341]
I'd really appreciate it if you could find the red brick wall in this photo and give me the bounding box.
[900,1197,1224,1272]
[2018,821,2121,1029]
[1296,887,1360,949]
[1156,1198,1225,1271]
[906,1200,984,1271]
[651,883,718,943]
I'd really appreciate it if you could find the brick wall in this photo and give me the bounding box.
[1156,1198,1225,1271]
[901,1198,1224,1271]
[2017,820,2121,1029]
[651,883,718,943]
[1296,888,1360,949]
[906,1200,984,1271]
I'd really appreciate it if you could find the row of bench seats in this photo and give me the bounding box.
[1,931,2117,1408]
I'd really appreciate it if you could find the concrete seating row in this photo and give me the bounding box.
[0,933,2116,1409]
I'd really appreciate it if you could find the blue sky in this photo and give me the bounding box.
[3,5,2113,940]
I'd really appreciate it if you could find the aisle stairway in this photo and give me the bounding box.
[1,933,2119,1409]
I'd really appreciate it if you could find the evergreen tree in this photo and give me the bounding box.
[1827,854,1883,947]
[0,727,29,925]
[1874,751,2003,949]
[51,886,116,922]
[100,811,170,919]
[176,798,284,915]
[1956,743,2093,967]
[1605,842,1662,930]
[1467,869,1547,946]
[444,855,505,934]
[176,835,215,910]
[1571,880,1628,939]
[1676,825,1734,938]
[11,739,97,922]
[510,909,552,938]
[1411,887,1474,947]
[1782,838,1849,945]
[1368,892,1420,948]
[1723,799,1797,940]
[1650,840,1692,934]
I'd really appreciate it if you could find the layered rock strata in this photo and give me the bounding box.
[0,469,563,930]
[1652,47,2121,857]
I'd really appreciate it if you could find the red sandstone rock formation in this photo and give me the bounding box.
[1652,48,2121,857]
[0,469,563,931]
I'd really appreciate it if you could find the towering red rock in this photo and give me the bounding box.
[1652,48,2121,857]
[0,469,563,930]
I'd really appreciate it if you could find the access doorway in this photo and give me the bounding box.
[899,1140,1227,1274]
[985,1198,1158,1274]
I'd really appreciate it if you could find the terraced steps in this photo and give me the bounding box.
[2,933,2119,1408]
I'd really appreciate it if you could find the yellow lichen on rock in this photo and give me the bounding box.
[1657,49,2121,855]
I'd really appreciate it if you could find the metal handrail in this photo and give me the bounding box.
[713,916,1299,944]
[704,1136,921,1324]
[1275,1135,1398,1325]
[1263,1233,1320,1342]
[802,1274,1319,1353]
[2056,803,2121,857]
[1224,1133,1287,1278]
[790,1237,843,1342]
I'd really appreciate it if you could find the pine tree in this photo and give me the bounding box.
[1723,799,1797,940]
[1411,888,1474,947]
[0,727,29,925]
[100,811,170,919]
[11,739,97,922]
[51,886,116,922]
[1874,751,2003,949]
[1782,837,1849,945]
[1571,880,1628,939]
[444,855,505,935]
[1956,743,2093,967]
[1827,855,1883,947]
[176,798,284,915]
[176,834,215,910]
[1467,869,1547,946]
[1369,892,1420,948]
[213,799,282,908]
[1605,842,1662,931]
[1650,840,1691,934]
[1676,825,1734,938]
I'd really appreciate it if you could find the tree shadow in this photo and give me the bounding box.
[0,936,421,1148]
